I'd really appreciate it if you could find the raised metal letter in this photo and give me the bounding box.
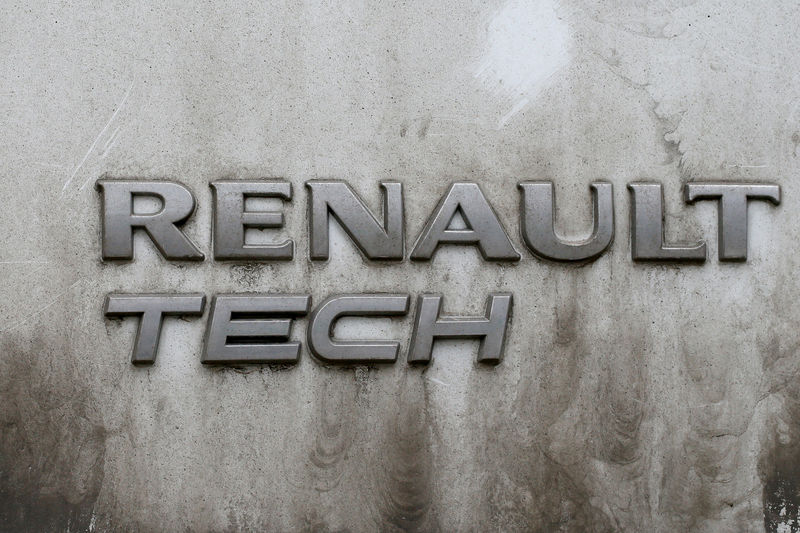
[407,293,512,365]
[628,182,706,262]
[411,183,520,261]
[307,180,403,260]
[96,179,204,261]
[307,294,410,364]
[211,180,293,260]
[519,181,614,261]
[684,182,780,261]
[203,294,311,364]
[104,293,206,364]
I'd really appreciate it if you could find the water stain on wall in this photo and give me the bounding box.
[0,334,106,532]
[374,375,439,532]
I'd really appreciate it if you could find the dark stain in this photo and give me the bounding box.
[306,380,351,492]
[535,274,589,428]
[554,278,580,346]
[594,353,644,466]
[486,446,616,532]
[0,333,106,532]
[300,508,352,533]
[487,273,645,531]
[417,116,431,140]
[752,315,800,532]
[303,520,351,533]
[375,375,438,532]
[760,376,800,533]
[762,438,800,532]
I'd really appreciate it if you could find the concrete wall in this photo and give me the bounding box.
[1,1,797,531]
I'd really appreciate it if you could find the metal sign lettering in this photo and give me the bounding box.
[97,178,781,365]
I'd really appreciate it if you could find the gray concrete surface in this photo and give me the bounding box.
[1,0,798,531]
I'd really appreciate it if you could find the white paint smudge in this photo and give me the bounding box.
[426,377,451,387]
[474,0,571,127]
[774,502,798,533]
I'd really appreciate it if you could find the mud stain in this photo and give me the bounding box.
[761,381,800,533]
[374,375,438,532]
[0,333,106,532]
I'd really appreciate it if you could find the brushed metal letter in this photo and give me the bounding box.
[104,293,206,365]
[410,183,520,261]
[519,181,614,261]
[684,182,780,261]
[407,293,512,365]
[203,294,311,364]
[306,180,403,260]
[96,179,204,261]
[307,294,410,364]
[628,182,706,262]
[211,180,293,260]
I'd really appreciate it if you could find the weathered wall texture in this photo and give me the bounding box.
[1,0,798,531]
